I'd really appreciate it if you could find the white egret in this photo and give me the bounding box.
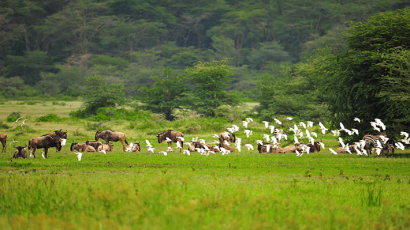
[245,117,254,123]
[145,139,152,147]
[268,125,275,134]
[99,149,107,154]
[274,118,282,125]
[319,142,325,150]
[75,152,82,161]
[159,151,167,156]
[148,147,155,153]
[307,121,313,128]
[42,152,45,159]
[242,120,249,128]
[338,137,345,148]
[329,148,338,155]
[245,144,254,150]
[262,121,269,128]
[354,117,361,123]
[167,146,173,152]
[287,117,293,120]
[299,122,306,129]
[213,134,219,138]
[183,150,191,155]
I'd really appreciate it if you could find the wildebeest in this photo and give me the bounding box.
[157,130,184,152]
[0,132,6,153]
[219,132,236,144]
[13,144,27,159]
[86,139,103,151]
[95,130,128,151]
[126,142,141,152]
[283,144,302,153]
[42,129,67,152]
[70,141,96,152]
[28,135,62,158]
[97,143,114,152]
[257,142,285,153]
[306,142,321,153]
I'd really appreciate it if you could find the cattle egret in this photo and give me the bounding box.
[21,119,28,128]
[306,130,311,138]
[379,135,389,144]
[245,144,254,150]
[231,125,239,132]
[145,139,152,147]
[354,117,361,123]
[338,137,345,148]
[395,142,405,150]
[9,139,18,147]
[329,148,338,155]
[319,142,325,149]
[262,121,269,128]
[294,135,299,144]
[274,118,282,125]
[351,129,359,135]
[375,148,381,156]
[244,129,252,138]
[354,146,362,155]
[11,117,21,128]
[183,150,191,155]
[213,134,219,138]
[299,122,306,129]
[287,117,293,120]
[311,132,318,138]
[223,140,230,146]
[159,151,167,156]
[245,118,253,123]
[75,152,82,161]
[213,146,220,151]
[271,137,278,144]
[340,122,346,131]
[99,149,106,154]
[166,137,172,143]
[268,125,275,134]
[29,152,34,158]
[213,140,220,144]
[263,134,270,142]
[177,137,185,142]
[400,132,409,139]
[167,146,173,152]
[307,121,313,128]
[227,127,235,133]
[256,140,263,145]
[361,148,368,156]
[242,121,249,128]
[265,144,271,153]
[176,141,182,149]
[331,130,340,136]
[42,152,45,159]
[295,150,302,157]
[308,137,315,145]
[200,139,206,144]
[148,147,155,153]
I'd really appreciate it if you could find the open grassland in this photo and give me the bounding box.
[0,101,409,229]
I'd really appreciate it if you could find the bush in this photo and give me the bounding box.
[86,122,112,131]
[0,121,9,129]
[35,114,61,122]
[6,112,21,122]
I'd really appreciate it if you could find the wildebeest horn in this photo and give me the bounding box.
[24,144,27,148]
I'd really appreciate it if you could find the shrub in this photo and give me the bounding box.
[86,122,112,131]
[35,114,61,122]
[6,112,21,122]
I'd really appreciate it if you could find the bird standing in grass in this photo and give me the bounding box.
[75,152,82,161]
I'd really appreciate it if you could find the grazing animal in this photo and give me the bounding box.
[95,130,128,151]
[283,144,303,153]
[86,139,103,151]
[70,141,96,152]
[257,142,285,153]
[306,142,321,153]
[157,130,184,152]
[97,143,114,152]
[0,132,6,153]
[362,134,390,157]
[28,135,62,158]
[42,129,67,152]
[13,144,27,159]
[219,132,236,144]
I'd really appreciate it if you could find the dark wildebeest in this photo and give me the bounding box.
[86,139,103,151]
[157,130,184,152]
[362,134,390,157]
[257,142,285,153]
[0,132,6,153]
[13,144,27,159]
[28,135,62,158]
[95,130,128,151]
[42,129,67,152]
[70,141,96,152]
[306,141,321,153]
[219,132,236,144]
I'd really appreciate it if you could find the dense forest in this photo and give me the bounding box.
[1,0,409,133]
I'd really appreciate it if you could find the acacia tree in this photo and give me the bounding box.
[185,60,239,117]
[316,9,410,137]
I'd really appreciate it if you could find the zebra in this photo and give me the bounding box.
[362,134,390,157]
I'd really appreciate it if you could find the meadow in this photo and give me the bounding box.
[0,101,409,230]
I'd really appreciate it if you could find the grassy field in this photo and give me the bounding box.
[0,101,409,229]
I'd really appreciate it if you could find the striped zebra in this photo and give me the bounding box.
[362,134,390,157]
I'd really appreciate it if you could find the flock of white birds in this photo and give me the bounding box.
[71,116,409,161]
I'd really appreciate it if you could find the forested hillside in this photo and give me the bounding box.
[1,0,407,95]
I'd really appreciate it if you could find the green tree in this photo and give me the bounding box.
[185,60,239,117]
[316,9,410,137]
[82,75,126,115]
[138,68,186,120]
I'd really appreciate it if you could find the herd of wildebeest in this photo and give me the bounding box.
[0,117,409,159]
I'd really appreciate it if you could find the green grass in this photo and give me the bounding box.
[0,101,409,229]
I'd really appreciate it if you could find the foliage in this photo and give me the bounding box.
[185,60,239,117]
[81,75,126,116]
[316,9,410,137]
[6,112,21,122]
[35,114,61,122]
[138,68,186,120]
